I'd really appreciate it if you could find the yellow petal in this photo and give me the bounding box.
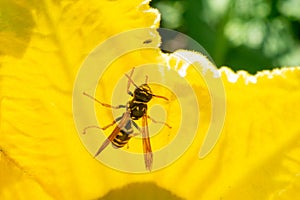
[1,0,300,200]
[0,0,160,199]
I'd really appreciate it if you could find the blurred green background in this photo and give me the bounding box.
[151,0,300,74]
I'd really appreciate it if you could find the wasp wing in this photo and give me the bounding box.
[94,111,130,157]
[142,114,153,171]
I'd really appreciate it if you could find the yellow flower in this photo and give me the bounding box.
[0,1,299,200]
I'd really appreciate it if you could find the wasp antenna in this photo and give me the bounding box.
[126,67,139,88]
[125,73,139,88]
[128,67,135,78]
[153,94,169,101]
[145,75,148,84]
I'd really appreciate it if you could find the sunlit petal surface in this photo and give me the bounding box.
[0,0,299,200]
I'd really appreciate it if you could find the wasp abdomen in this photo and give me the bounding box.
[111,130,133,148]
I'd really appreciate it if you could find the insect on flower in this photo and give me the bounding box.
[83,67,171,171]
[143,39,152,44]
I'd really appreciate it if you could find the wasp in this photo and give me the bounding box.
[83,67,171,171]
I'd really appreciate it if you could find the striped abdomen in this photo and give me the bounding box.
[111,121,133,148]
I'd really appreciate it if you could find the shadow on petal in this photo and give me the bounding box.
[99,182,185,200]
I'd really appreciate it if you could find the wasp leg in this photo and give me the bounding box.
[131,120,141,130]
[126,131,141,149]
[130,120,142,137]
[82,116,123,134]
[83,92,126,109]
[147,115,172,129]
[130,132,142,137]
[129,121,141,138]
[82,125,102,134]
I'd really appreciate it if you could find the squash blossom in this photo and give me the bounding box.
[0,0,299,200]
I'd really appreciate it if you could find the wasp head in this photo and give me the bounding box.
[134,84,153,102]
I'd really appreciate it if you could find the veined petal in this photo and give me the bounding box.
[0,0,299,200]
[0,0,160,199]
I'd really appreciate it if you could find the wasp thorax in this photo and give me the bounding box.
[128,101,147,120]
[134,84,153,102]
